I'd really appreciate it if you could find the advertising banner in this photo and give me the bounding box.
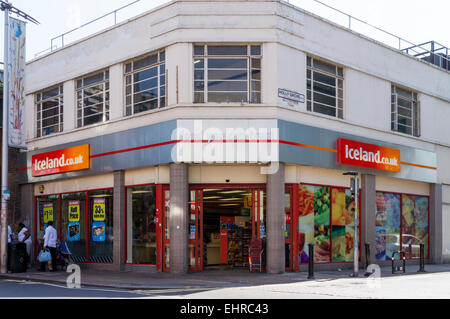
[43,203,54,223]
[68,201,80,222]
[68,222,81,242]
[93,199,106,221]
[92,221,106,242]
[7,18,26,148]
[338,138,401,172]
[32,144,90,177]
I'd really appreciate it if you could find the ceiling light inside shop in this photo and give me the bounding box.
[90,194,113,198]
[132,191,152,194]
[219,190,247,195]
[219,198,242,201]
[203,196,222,200]
[219,204,240,207]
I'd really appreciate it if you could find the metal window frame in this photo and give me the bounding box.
[36,85,64,137]
[124,50,166,116]
[392,85,420,137]
[76,70,110,128]
[193,44,262,104]
[307,57,344,119]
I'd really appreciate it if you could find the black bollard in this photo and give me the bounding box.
[418,243,426,273]
[308,244,315,280]
[364,243,372,277]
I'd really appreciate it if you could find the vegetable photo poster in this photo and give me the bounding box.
[312,186,331,263]
[331,188,356,263]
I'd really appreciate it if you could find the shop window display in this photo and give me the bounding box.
[126,185,157,265]
[375,192,429,261]
[36,195,59,252]
[375,192,401,261]
[297,184,358,265]
[61,193,87,263]
[402,195,429,259]
[88,189,114,263]
[331,188,356,263]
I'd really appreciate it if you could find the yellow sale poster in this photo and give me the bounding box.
[43,203,54,223]
[68,201,80,222]
[93,198,106,221]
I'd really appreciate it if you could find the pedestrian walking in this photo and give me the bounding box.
[17,223,32,266]
[40,221,58,272]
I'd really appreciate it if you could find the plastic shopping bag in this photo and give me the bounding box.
[38,249,52,263]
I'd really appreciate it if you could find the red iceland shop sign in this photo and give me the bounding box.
[32,145,90,177]
[338,139,401,172]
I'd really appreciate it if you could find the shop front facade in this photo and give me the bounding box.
[18,0,449,274]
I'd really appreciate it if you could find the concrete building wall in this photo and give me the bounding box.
[34,173,114,195]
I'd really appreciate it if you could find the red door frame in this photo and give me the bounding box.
[188,184,267,272]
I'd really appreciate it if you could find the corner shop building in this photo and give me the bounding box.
[17,0,450,274]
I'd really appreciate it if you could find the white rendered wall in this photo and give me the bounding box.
[34,173,114,196]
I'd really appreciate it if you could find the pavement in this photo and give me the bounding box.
[1,263,450,292]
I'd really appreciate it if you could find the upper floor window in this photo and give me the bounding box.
[76,70,110,128]
[391,85,420,137]
[307,56,344,119]
[194,45,261,104]
[36,86,64,138]
[125,50,166,116]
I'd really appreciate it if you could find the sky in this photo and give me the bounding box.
[0,0,448,62]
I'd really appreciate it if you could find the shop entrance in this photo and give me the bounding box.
[188,185,266,272]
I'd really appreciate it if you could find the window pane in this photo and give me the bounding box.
[84,84,103,97]
[397,87,413,100]
[398,115,412,127]
[251,45,261,56]
[398,98,412,109]
[314,92,336,107]
[134,67,158,83]
[208,92,248,103]
[313,59,336,75]
[134,77,158,93]
[61,193,87,263]
[314,103,336,117]
[208,69,247,81]
[194,70,205,81]
[208,45,247,56]
[84,114,103,126]
[397,124,412,135]
[126,185,157,265]
[134,88,158,104]
[42,88,60,100]
[194,92,205,103]
[134,99,159,114]
[208,58,247,69]
[313,82,336,97]
[194,59,204,69]
[251,70,261,80]
[83,73,105,87]
[194,45,205,56]
[84,94,104,107]
[134,54,158,70]
[194,81,205,91]
[88,189,114,263]
[313,72,336,87]
[208,80,248,92]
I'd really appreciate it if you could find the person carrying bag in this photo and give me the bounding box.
[39,221,58,272]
